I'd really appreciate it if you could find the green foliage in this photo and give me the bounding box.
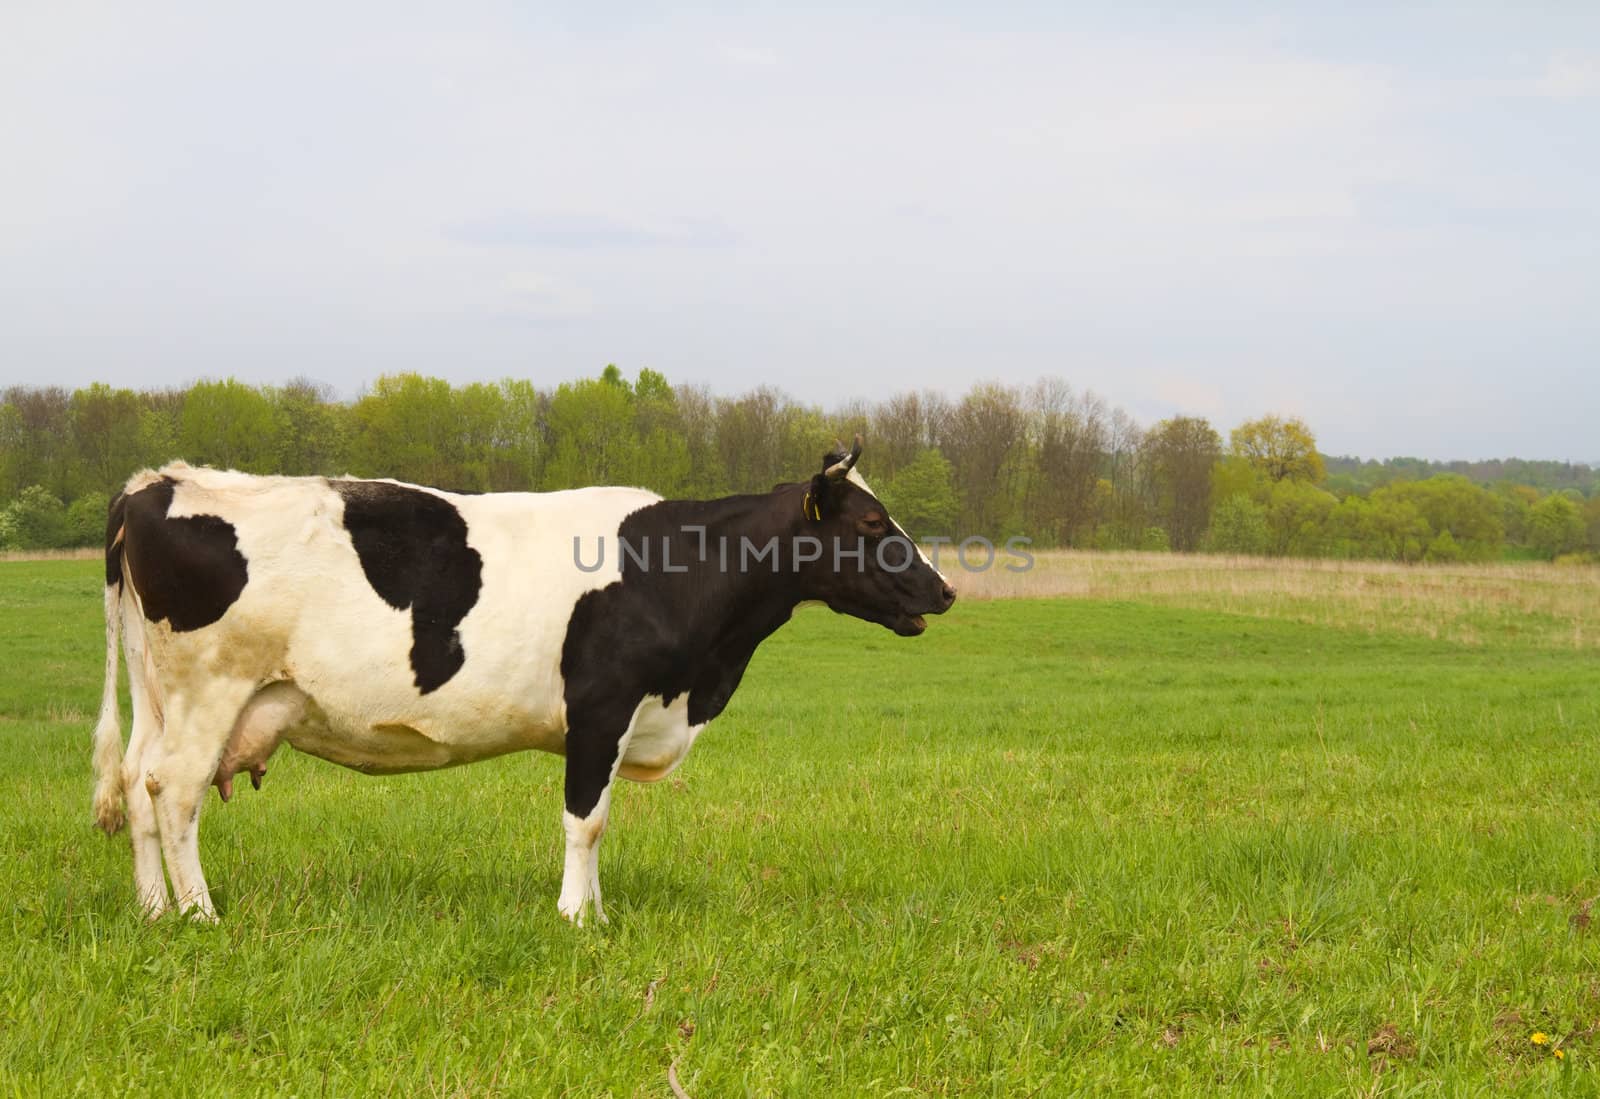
[1526,494,1586,560]
[138,405,180,470]
[1207,494,1269,555]
[0,486,68,549]
[349,374,461,487]
[64,491,109,548]
[1325,453,1598,497]
[1145,416,1220,551]
[1229,414,1325,484]
[70,384,143,494]
[1210,454,1263,504]
[1424,528,1464,563]
[879,448,958,536]
[544,375,641,489]
[1326,493,1429,562]
[0,377,1589,565]
[1374,475,1503,561]
[274,380,350,476]
[1263,479,1337,556]
[179,379,286,473]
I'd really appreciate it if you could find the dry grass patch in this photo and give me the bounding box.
[0,548,98,563]
[952,550,1600,649]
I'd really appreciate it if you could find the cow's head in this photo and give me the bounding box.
[797,436,956,636]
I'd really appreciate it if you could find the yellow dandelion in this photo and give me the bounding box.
[1531,1032,1549,1046]
[1555,1049,1566,1061]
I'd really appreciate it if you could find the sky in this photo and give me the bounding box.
[2,2,1597,461]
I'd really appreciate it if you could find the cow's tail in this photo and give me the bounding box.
[92,492,129,835]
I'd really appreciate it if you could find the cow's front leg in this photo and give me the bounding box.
[559,696,645,926]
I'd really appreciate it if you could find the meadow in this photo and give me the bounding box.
[3,556,1600,1095]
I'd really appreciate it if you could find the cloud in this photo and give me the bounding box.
[1535,53,1600,98]
[498,272,594,321]
[719,44,778,69]
[445,212,739,250]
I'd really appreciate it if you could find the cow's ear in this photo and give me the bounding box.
[804,473,837,522]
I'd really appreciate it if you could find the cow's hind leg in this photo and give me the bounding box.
[122,659,168,917]
[145,680,256,920]
[558,696,647,926]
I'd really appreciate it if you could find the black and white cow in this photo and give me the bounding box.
[91,439,955,925]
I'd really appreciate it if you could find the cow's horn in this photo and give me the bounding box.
[826,435,863,480]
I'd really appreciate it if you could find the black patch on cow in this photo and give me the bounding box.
[332,480,483,695]
[120,477,249,632]
[557,496,809,818]
[555,473,954,820]
[105,491,127,588]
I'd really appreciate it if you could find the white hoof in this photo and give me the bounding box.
[558,894,588,927]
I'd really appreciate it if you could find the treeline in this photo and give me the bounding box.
[2,370,1597,563]
[1325,455,1600,497]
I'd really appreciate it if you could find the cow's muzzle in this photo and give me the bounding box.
[894,582,956,636]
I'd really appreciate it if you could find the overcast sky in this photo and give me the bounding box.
[3,2,1596,461]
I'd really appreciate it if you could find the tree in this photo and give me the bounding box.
[1425,529,1467,562]
[0,486,69,549]
[453,381,509,491]
[941,383,1026,537]
[880,448,958,537]
[1230,415,1326,484]
[70,383,144,494]
[179,379,285,473]
[1023,380,1108,548]
[1100,410,1149,549]
[348,374,461,487]
[871,391,933,482]
[1145,416,1220,551]
[1263,479,1337,556]
[1376,476,1503,561]
[714,388,788,494]
[492,379,546,490]
[1,386,74,500]
[138,390,184,471]
[1527,494,1586,559]
[1328,492,1429,562]
[543,373,639,489]
[631,369,692,497]
[65,491,110,547]
[1208,494,1268,555]
[275,379,349,476]
[675,384,725,498]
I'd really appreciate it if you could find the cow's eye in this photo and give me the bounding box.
[858,514,888,537]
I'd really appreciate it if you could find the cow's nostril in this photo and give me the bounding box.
[941,583,957,605]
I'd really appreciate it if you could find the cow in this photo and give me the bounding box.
[90,438,955,925]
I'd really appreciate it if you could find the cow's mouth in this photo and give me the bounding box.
[893,613,928,636]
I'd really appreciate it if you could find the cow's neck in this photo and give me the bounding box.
[628,487,813,657]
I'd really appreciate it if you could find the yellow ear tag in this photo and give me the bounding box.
[804,492,821,521]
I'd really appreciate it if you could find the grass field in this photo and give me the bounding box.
[4,558,1600,1095]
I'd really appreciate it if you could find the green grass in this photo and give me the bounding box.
[4,559,1600,1095]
